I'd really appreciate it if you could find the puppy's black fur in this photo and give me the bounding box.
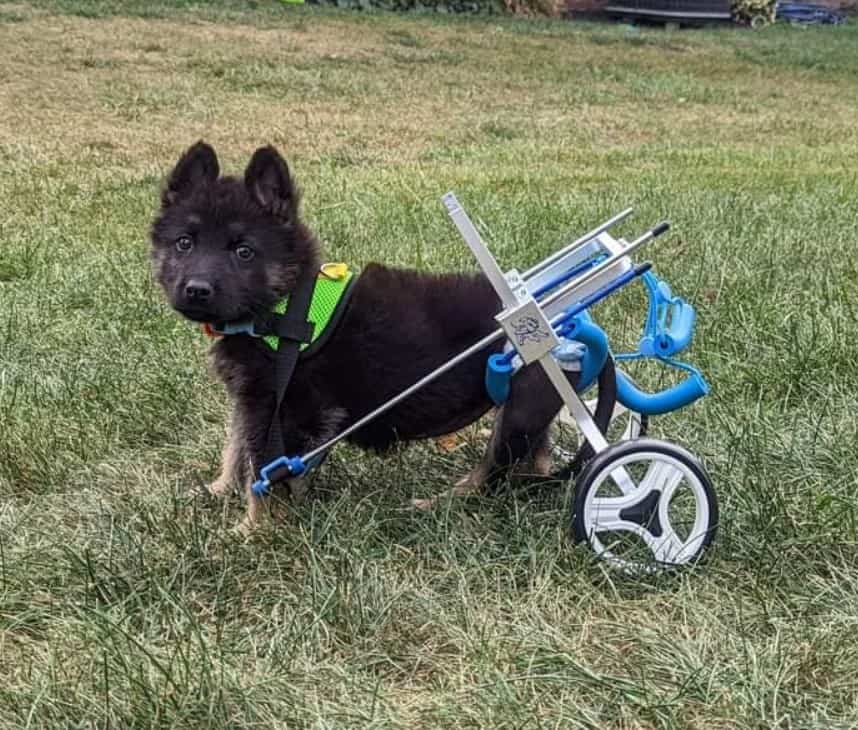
[152,142,576,520]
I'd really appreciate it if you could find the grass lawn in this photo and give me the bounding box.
[1,0,858,726]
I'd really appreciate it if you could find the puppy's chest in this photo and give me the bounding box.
[211,339,277,399]
[210,339,326,410]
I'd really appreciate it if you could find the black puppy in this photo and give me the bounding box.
[151,142,580,533]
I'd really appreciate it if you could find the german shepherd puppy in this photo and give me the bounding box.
[151,142,582,534]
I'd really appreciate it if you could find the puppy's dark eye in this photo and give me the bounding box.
[175,235,194,254]
[235,245,255,262]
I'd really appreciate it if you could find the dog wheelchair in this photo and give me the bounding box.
[252,195,718,572]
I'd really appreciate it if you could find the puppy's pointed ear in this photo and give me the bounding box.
[244,146,299,222]
[162,141,219,208]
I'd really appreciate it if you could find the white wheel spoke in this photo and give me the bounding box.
[649,526,687,563]
[587,516,690,565]
[640,460,685,500]
[584,495,626,525]
[585,487,653,521]
[605,465,638,496]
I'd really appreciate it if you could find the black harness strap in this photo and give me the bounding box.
[257,269,317,481]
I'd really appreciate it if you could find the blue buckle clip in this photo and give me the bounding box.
[214,320,258,337]
[251,455,308,498]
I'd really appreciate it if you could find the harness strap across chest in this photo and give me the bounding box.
[203,263,355,478]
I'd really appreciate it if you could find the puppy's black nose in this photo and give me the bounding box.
[185,279,213,301]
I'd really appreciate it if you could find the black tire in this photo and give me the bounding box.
[552,355,618,481]
[571,438,718,570]
[553,358,650,480]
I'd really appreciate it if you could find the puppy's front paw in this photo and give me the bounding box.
[232,516,259,539]
[186,483,216,502]
[207,478,236,498]
[410,497,437,512]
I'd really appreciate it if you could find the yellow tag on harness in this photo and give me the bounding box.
[320,262,349,280]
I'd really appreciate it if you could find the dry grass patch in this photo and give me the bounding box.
[3,7,858,171]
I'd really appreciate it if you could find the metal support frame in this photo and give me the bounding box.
[443,193,614,456]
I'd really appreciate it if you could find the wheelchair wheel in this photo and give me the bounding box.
[571,438,717,572]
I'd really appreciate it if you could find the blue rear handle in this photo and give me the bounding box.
[616,368,709,416]
[639,271,697,358]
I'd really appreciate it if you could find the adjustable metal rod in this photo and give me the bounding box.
[540,222,669,313]
[522,208,634,280]
[444,193,518,308]
[530,254,605,300]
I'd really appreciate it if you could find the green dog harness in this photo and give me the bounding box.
[204,263,356,357]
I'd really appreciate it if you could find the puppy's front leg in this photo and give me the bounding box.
[235,475,309,537]
[233,428,294,537]
[235,407,348,535]
[236,478,264,537]
[207,413,246,498]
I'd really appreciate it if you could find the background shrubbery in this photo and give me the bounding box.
[308,0,506,14]
[731,0,777,25]
[307,0,565,16]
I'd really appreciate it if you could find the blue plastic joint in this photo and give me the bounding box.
[251,455,308,497]
[485,353,515,406]
[558,314,608,393]
[484,313,609,405]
